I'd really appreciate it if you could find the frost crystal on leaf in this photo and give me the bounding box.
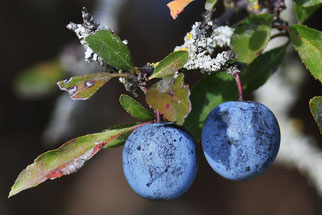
[66,7,107,67]
[175,22,235,73]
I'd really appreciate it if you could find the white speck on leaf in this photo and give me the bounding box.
[85,81,94,88]
[63,78,73,85]
[68,86,78,96]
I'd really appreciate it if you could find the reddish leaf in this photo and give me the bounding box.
[8,123,150,197]
[167,0,194,19]
[146,73,191,125]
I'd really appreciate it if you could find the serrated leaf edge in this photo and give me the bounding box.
[309,96,322,133]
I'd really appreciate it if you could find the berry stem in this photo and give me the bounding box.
[273,24,288,32]
[233,72,244,101]
[156,111,161,123]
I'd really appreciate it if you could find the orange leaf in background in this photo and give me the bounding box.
[167,0,194,19]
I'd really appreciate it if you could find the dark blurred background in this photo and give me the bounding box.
[1,0,322,214]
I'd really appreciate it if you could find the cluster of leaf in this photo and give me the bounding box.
[289,0,322,133]
[9,0,321,197]
[289,23,322,132]
[9,29,192,197]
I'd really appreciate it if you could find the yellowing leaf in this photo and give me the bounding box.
[167,0,194,19]
[57,73,126,100]
[57,73,112,100]
[149,51,189,80]
[146,73,191,125]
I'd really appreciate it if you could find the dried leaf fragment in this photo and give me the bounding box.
[167,0,194,19]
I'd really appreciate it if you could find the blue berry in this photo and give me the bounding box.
[201,101,280,180]
[122,123,198,200]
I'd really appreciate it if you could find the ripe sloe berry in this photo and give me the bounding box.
[201,101,280,180]
[122,123,198,200]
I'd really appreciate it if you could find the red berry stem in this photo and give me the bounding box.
[273,24,288,32]
[156,111,161,123]
[233,72,244,101]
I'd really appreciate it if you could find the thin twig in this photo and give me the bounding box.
[273,24,289,32]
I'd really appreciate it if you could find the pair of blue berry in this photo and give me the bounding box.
[122,101,281,200]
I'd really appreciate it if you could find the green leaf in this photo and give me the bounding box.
[294,0,322,8]
[242,45,287,94]
[309,96,322,133]
[289,24,322,83]
[119,94,154,120]
[146,73,191,125]
[183,73,238,141]
[149,51,189,80]
[8,123,150,197]
[205,0,218,10]
[57,72,116,100]
[294,3,321,23]
[230,14,273,64]
[86,30,134,71]
[14,60,66,99]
